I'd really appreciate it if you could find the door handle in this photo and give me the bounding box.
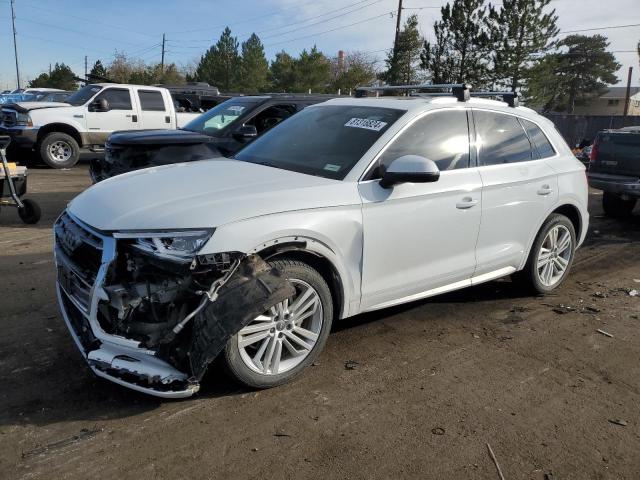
[125,114,138,122]
[537,185,553,196]
[456,197,478,209]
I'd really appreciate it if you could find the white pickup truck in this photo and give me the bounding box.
[0,83,199,168]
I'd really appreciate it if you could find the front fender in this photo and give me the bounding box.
[201,206,364,318]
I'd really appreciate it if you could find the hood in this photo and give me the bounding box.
[5,102,71,113]
[108,129,214,147]
[68,159,360,231]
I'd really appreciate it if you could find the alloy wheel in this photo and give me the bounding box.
[237,278,323,375]
[536,224,572,287]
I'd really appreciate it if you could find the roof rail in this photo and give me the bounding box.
[470,91,520,107]
[355,83,521,107]
[355,83,471,102]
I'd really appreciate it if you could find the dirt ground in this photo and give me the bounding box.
[1,164,639,480]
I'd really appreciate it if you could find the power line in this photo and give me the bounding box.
[17,17,141,47]
[560,22,640,34]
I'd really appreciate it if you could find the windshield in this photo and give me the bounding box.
[66,84,102,106]
[182,98,261,136]
[235,105,405,180]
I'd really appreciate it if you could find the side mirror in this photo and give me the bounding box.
[90,98,109,112]
[232,124,258,140]
[379,155,440,189]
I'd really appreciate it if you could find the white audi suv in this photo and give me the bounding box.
[54,90,589,397]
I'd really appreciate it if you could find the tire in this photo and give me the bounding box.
[39,132,80,169]
[518,213,576,294]
[602,192,636,218]
[222,258,333,389]
[18,198,41,224]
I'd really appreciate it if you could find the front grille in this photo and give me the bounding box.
[60,291,98,352]
[1,109,16,128]
[54,212,104,312]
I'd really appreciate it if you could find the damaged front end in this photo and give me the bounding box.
[53,211,293,398]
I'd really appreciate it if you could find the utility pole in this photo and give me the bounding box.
[10,0,20,89]
[623,66,633,117]
[393,0,403,53]
[161,33,166,74]
[84,55,88,80]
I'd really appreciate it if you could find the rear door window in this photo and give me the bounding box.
[96,88,132,110]
[474,110,535,165]
[520,119,556,159]
[138,90,166,111]
[376,109,471,174]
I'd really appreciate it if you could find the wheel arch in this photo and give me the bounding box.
[255,240,346,320]
[37,123,83,147]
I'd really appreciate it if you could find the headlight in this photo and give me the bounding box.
[114,230,214,263]
[16,112,33,126]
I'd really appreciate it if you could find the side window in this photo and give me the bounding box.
[138,90,166,112]
[246,104,297,135]
[377,110,470,175]
[475,111,534,165]
[96,88,132,110]
[520,118,556,159]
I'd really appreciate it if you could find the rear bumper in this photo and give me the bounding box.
[588,173,640,197]
[0,125,39,148]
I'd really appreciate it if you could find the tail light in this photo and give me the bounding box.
[590,138,599,163]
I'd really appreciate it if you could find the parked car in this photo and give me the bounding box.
[89,94,336,182]
[36,91,73,103]
[588,126,640,217]
[0,83,200,168]
[54,91,588,398]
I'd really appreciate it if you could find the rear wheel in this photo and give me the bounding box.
[39,132,80,169]
[602,192,636,218]
[518,214,576,294]
[223,258,333,389]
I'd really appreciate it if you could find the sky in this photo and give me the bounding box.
[0,0,638,90]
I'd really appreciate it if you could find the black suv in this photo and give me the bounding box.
[588,126,640,217]
[90,94,337,182]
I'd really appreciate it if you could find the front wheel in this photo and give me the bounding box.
[39,132,80,168]
[222,258,333,389]
[518,214,576,294]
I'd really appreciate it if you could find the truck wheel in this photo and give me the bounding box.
[602,192,636,218]
[518,213,576,294]
[39,132,80,168]
[222,258,333,389]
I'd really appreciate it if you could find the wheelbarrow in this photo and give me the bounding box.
[0,135,41,224]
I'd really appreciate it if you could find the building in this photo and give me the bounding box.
[572,86,640,116]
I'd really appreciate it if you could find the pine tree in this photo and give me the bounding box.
[487,0,559,91]
[194,27,240,91]
[239,34,269,93]
[527,35,621,113]
[294,46,331,92]
[421,0,490,87]
[28,63,77,90]
[89,60,107,79]
[270,51,296,92]
[383,14,423,85]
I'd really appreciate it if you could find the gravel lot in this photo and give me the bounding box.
[1,164,639,480]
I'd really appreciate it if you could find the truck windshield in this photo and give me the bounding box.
[66,85,103,106]
[182,98,261,136]
[235,105,405,180]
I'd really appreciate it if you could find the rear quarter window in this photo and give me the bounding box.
[520,119,556,159]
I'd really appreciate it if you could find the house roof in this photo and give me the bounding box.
[600,86,640,99]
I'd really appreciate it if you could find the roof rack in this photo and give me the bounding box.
[354,83,520,107]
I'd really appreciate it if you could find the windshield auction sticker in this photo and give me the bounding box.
[344,118,388,131]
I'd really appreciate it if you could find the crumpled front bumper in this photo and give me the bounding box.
[54,212,200,398]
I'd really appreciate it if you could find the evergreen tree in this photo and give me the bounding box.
[89,60,107,79]
[421,0,490,87]
[487,0,559,91]
[194,27,240,91]
[527,35,620,113]
[382,14,423,85]
[28,63,76,90]
[239,33,269,93]
[269,51,296,92]
[294,46,331,92]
